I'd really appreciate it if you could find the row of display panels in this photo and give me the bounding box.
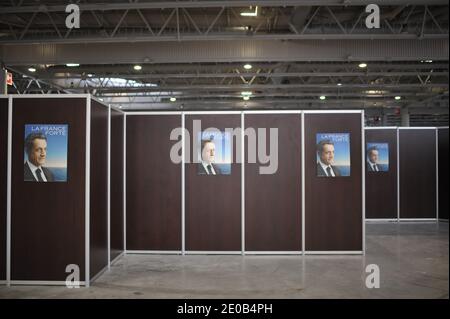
[0,94,447,285]
[124,111,364,254]
[0,95,124,286]
[365,127,448,220]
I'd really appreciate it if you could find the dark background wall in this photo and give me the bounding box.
[438,128,448,220]
[304,113,363,251]
[365,129,398,219]
[11,97,86,281]
[126,115,181,250]
[245,114,302,251]
[399,129,437,219]
[185,114,241,251]
[89,100,109,279]
[0,98,8,280]
[110,109,124,259]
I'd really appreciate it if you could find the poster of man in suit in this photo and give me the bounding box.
[316,133,351,177]
[197,131,231,175]
[366,143,389,172]
[24,124,68,182]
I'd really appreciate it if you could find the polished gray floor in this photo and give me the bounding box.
[0,222,448,299]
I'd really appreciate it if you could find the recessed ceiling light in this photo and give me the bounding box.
[243,64,252,70]
[243,96,250,101]
[28,67,36,72]
[170,97,177,102]
[240,6,258,17]
[337,83,342,86]
[358,63,367,68]
[395,96,401,100]
[319,95,326,100]
[66,63,80,67]
[133,65,142,71]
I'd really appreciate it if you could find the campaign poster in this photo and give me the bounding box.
[316,133,351,177]
[24,124,68,182]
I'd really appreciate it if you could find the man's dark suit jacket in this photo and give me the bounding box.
[198,162,222,175]
[367,162,381,172]
[316,162,341,177]
[24,162,55,182]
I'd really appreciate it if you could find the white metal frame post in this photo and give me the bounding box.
[85,96,91,287]
[123,113,127,253]
[301,112,305,255]
[182,112,185,255]
[107,104,111,268]
[397,127,400,222]
[435,128,439,220]
[108,106,126,266]
[241,111,245,256]
[361,111,366,255]
[6,96,12,286]
[437,127,449,222]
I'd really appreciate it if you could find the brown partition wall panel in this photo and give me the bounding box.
[110,109,124,259]
[245,114,302,251]
[399,129,437,219]
[0,98,8,280]
[305,113,363,251]
[90,100,108,279]
[186,115,241,251]
[438,128,449,220]
[11,98,86,281]
[365,129,398,219]
[126,115,181,250]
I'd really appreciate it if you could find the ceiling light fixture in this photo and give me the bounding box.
[133,65,142,71]
[240,6,258,17]
[28,67,36,72]
[170,97,177,102]
[358,63,367,68]
[243,64,252,70]
[319,95,326,100]
[66,63,80,67]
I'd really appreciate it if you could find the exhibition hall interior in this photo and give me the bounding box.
[0,0,448,301]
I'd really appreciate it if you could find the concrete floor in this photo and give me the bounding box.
[0,222,448,299]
